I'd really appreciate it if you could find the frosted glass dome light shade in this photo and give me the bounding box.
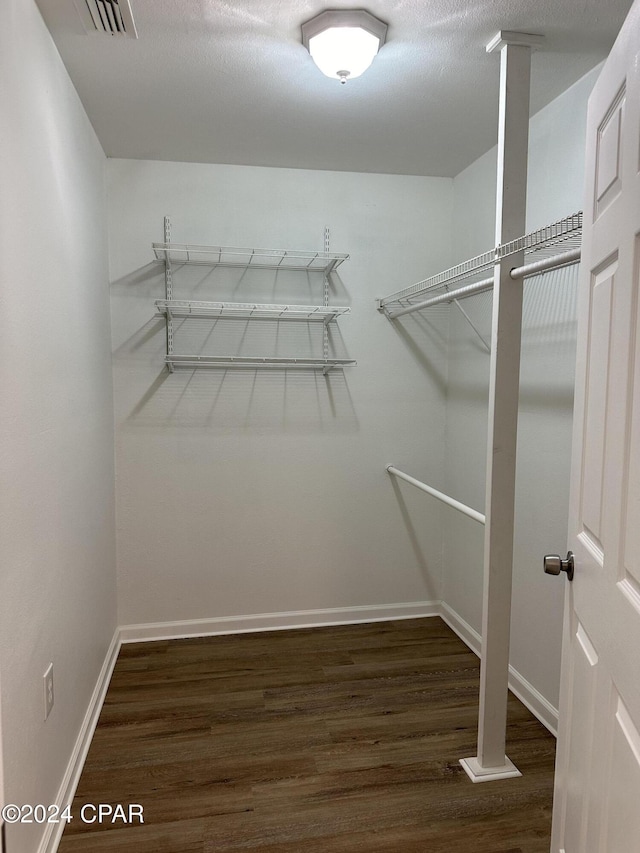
[309,27,380,82]
[302,10,387,84]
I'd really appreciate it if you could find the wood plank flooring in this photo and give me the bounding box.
[58,618,556,852]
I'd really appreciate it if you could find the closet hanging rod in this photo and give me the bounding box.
[509,247,581,280]
[377,211,582,313]
[386,466,485,525]
[387,277,494,318]
[384,246,582,319]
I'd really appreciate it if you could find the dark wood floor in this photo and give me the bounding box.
[58,617,556,852]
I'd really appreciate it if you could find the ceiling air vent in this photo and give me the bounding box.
[80,0,138,38]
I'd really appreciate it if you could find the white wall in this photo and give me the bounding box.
[107,66,596,719]
[0,2,116,851]
[443,67,601,714]
[108,160,452,628]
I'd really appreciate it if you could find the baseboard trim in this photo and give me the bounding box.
[39,628,121,853]
[119,601,442,644]
[440,601,483,652]
[506,664,559,738]
[440,602,558,736]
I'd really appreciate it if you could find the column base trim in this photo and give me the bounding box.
[459,755,522,783]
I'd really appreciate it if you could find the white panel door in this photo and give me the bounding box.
[551,2,640,851]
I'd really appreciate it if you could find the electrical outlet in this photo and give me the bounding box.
[43,663,54,720]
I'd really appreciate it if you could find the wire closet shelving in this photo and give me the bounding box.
[155,300,351,323]
[154,220,356,374]
[152,243,349,274]
[377,212,583,319]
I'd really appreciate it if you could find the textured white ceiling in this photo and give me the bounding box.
[36,0,633,177]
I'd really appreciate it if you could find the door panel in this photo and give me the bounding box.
[622,243,640,596]
[561,622,599,853]
[580,258,616,547]
[601,696,640,851]
[594,86,625,219]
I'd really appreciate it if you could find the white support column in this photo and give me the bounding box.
[460,30,542,784]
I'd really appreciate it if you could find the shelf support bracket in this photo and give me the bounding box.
[452,299,491,353]
[460,29,542,784]
[164,216,175,373]
[323,227,330,362]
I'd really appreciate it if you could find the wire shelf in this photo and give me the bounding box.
[156,300,350,322]
[153,243,349,273]
[155,220,355,374]
[500,212,582,259]
[379,212,583,313]
[165,355,356,372]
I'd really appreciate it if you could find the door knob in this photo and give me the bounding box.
[544,551,574,581]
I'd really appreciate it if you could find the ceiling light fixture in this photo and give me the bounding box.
[301,10,387,84]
